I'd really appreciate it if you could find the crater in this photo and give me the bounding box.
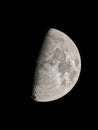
[47,58,57,66]
[69,70,76,81]
[74,58,79,67]
[58,60,72,75]
[53,48,66,62]
[61,79,66,86]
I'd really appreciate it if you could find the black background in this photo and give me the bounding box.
[21,7,97,101]
[4,1,97,128]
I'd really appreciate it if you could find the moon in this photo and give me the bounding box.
[32,28,81,102]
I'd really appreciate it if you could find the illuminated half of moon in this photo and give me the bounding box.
[32,28,81,102]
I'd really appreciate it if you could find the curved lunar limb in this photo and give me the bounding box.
[32,28,81,102]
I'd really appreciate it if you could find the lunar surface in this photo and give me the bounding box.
[32,28,81,102]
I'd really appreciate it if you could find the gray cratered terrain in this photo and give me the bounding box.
[32,28,81,102]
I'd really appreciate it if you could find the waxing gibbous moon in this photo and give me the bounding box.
[32,28,81,102]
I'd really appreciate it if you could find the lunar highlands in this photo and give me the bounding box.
[32,28,81,102]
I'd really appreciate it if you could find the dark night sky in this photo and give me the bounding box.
[16,4,97,106]
[21,7,96,103]
[5,2,97,126]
